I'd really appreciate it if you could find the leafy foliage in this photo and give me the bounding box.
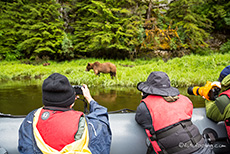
[200,0,230,33]
[0,0,74,60]
[220,40,230,54]
[0,0,230,60]
[167,0,213,50]
[68,0,147,58]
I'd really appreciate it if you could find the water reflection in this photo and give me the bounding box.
[0,81,205,115]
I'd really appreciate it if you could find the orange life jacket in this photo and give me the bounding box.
[36,108,83,151]
[142,94,193,153]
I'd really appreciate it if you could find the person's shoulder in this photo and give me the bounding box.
[179,94,191,100]
[216,94,230,103]
[25,109,38,119]
[136,102,148,111]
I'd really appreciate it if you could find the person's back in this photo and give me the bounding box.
[135,71,214,154]
[18,73,112,154]
[205,66,230,141]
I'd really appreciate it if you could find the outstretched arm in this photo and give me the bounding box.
[81,84,112,154]
[81,84,109,124]
[205,95,230,122]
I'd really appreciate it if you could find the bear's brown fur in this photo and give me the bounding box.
[43,63,50,66]
[85,62,116,79]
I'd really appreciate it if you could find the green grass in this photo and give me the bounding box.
[0,53,230,88]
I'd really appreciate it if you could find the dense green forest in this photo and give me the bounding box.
[0,0,230,61]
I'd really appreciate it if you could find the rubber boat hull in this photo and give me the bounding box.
[0,108,229,154]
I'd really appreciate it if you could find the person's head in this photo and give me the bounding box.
[42,73,75,108]
[218,65,230,82]
[137,71,179,98]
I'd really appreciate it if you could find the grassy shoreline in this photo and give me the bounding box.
[1,53,230,88]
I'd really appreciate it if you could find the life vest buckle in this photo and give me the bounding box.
[190,137,196,145]
[226,118,230,126]
[150,134,157,141]
[149,128,155,135]
[180,122,186,128]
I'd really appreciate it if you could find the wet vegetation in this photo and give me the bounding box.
[1,53,230,88]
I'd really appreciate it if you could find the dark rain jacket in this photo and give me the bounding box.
[18,100,112,154]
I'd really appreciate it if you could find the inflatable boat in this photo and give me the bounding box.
[1,108,230,154]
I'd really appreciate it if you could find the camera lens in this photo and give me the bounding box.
[187,87,194,95]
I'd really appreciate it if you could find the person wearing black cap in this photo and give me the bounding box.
[205,65,230,139]
[135,71,213,154]
[18,73,112,154]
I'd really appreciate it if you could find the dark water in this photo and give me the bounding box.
[0,81,205,115]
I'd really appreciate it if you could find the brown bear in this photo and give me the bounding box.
[85,62,116,79]
[43,63,50,66]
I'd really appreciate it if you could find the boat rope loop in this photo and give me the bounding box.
[108,108,136,114]
[0,112,26,118]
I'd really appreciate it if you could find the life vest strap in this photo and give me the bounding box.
[166,134,203,154]
[146,143,153,154]
[149,120,202,154]
[225,118,230,140]
[146,142,168,154]
[151,121,192,140]
[181,121,196,145]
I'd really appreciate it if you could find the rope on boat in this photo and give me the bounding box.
[108,108,136,114]
[0,112,26,118]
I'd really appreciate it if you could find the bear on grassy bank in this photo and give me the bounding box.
[85,62,116,79]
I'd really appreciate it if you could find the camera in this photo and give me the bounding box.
[187,81,221,101]
[72,85,83,95]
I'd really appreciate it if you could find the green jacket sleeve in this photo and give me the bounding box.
[205,95,230,122]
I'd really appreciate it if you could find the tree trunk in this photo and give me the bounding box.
[147,1,152,19]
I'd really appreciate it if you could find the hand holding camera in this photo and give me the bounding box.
[72,84,94,103]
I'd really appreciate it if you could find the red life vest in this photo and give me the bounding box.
[36,108,83,151]
[142,94,193,153]
[219,89,230,139]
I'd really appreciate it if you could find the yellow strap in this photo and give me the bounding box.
[33,108,92,154]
